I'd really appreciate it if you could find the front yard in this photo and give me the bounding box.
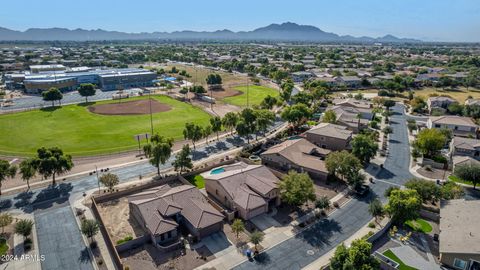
[404,218,433,233]
[185,175,205,189]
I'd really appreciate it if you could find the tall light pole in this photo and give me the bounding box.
[246,76,250,108]
[149,90,154,136]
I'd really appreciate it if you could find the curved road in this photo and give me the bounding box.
[233,104,414,270]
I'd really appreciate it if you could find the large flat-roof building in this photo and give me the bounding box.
[5,67,157,93]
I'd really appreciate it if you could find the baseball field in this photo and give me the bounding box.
[0,95,211,156]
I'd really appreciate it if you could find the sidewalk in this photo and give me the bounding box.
[6,213,41,270]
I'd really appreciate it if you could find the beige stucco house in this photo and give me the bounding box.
[305,122,353,151]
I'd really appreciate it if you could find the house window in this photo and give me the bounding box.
[167,231,172,239]
[216,189,218,195]
[453,258,467,269]
[454,126,458,130]
[160,234,165,241]
[435,124,441,128]
[321,144,327,149]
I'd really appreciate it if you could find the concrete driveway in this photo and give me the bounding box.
[250,214,281,231]
[35,206,94,270]
[200,232,233,256]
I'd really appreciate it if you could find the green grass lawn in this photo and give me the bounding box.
[0,95,210,156]
[405,218,433,233]
[0,238,8,256]
[185,175,205,188]
[383,249,418,270]
[448,175,474,186]
[223,85,279,107]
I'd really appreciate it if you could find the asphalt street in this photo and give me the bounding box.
[234,104,414,270]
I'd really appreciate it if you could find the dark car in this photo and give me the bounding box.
[353,184,370,196]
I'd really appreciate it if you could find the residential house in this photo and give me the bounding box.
[450,137,480,160]
[336,76,362,88]
[439,199,480,270]
[260,138,330,181]
[328,105,373,133]
[203,162,280,220]
[129,184,224,247]
[427,96,456,113]
[305,122,353,151]
[427,116,478,138]
[291,71,315,83]
[452,156,480,171]
[465,99,480,107]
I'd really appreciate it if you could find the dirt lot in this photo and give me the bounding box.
[88,99,171,115]
[97,197,145,243]
[120,244,214,270]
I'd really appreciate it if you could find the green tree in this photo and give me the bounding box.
[441,181,464,199]
[32,147,73,185]
[0,159,17,195]
[383,99,396,111]
[322,110,337,124]
[330,239,379,270]
[77,83,96,103]
[173,145,193,173]
[42,87,63,107]
[405,178,440,202]
[281,103,312,128]
[260,95,278,110]
[414,128,446,158]
[368,199,384,223]
[15,219,34,240]
[203,125,212,144]
[231,219,245,239]
[0,213,13,233]
[210,116,222,141]
[325,151,362,182]
[19,158,36,190]
[278,171,316,206]
[249,231,264,252]
[81,219,100,243]
[144,135,174,175]
[206,73,222,85]
[454,163,480,189]
[280,80,294,102]
[385,189,422,224]
[315,196,331,210]
[183,123,203,150]
[351,134,378,163]
[99,173,120,192]
[222,112,239,135]
[235,120,251,144]
[254,109,275,138]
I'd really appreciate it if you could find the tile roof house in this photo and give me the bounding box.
[427,96,456,113]
[128,184,224,247]
[465,98,480,107]
[327,105,372,133]
[439,199,480,270]
[450,137,480,161]
[427,116,478,138]
[305,123,353,151]
[202,162,280,220]
[261,138,330,181]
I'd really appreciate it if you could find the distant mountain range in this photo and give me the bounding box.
[0,22,421,43]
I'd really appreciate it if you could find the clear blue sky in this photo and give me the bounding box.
[1,0,479,42]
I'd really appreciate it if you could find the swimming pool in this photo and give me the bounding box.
[211,168,225,174]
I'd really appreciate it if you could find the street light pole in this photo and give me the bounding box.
[95,165,100,193]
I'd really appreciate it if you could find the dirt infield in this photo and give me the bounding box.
[88,99,172,115]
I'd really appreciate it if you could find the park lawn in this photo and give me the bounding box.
[448,175,474,186]
[0,95,210,156]
[405,218,432,233]
[223,85,279,107]
[162,64,242,86]
[383,249,418,270]
[0,238,8,256]
[413,86,480,102]
[185,174,205,189]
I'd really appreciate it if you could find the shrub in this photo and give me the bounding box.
[116,235,133,245]
[432,155,447,164]
[368,222,376,228]
[333,201,340,208]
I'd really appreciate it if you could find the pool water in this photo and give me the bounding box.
[211,168,225,174]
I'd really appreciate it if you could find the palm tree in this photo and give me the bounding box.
[203,125,212,145]
[210,116,222,141]
[0,159,17,195]
[222,112,239,136]
[15,219,34,240]
[250,231,264,253]
[231,219,245,239]
[19,159,36,190]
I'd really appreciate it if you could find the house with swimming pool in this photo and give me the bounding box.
[202,162,281,220]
